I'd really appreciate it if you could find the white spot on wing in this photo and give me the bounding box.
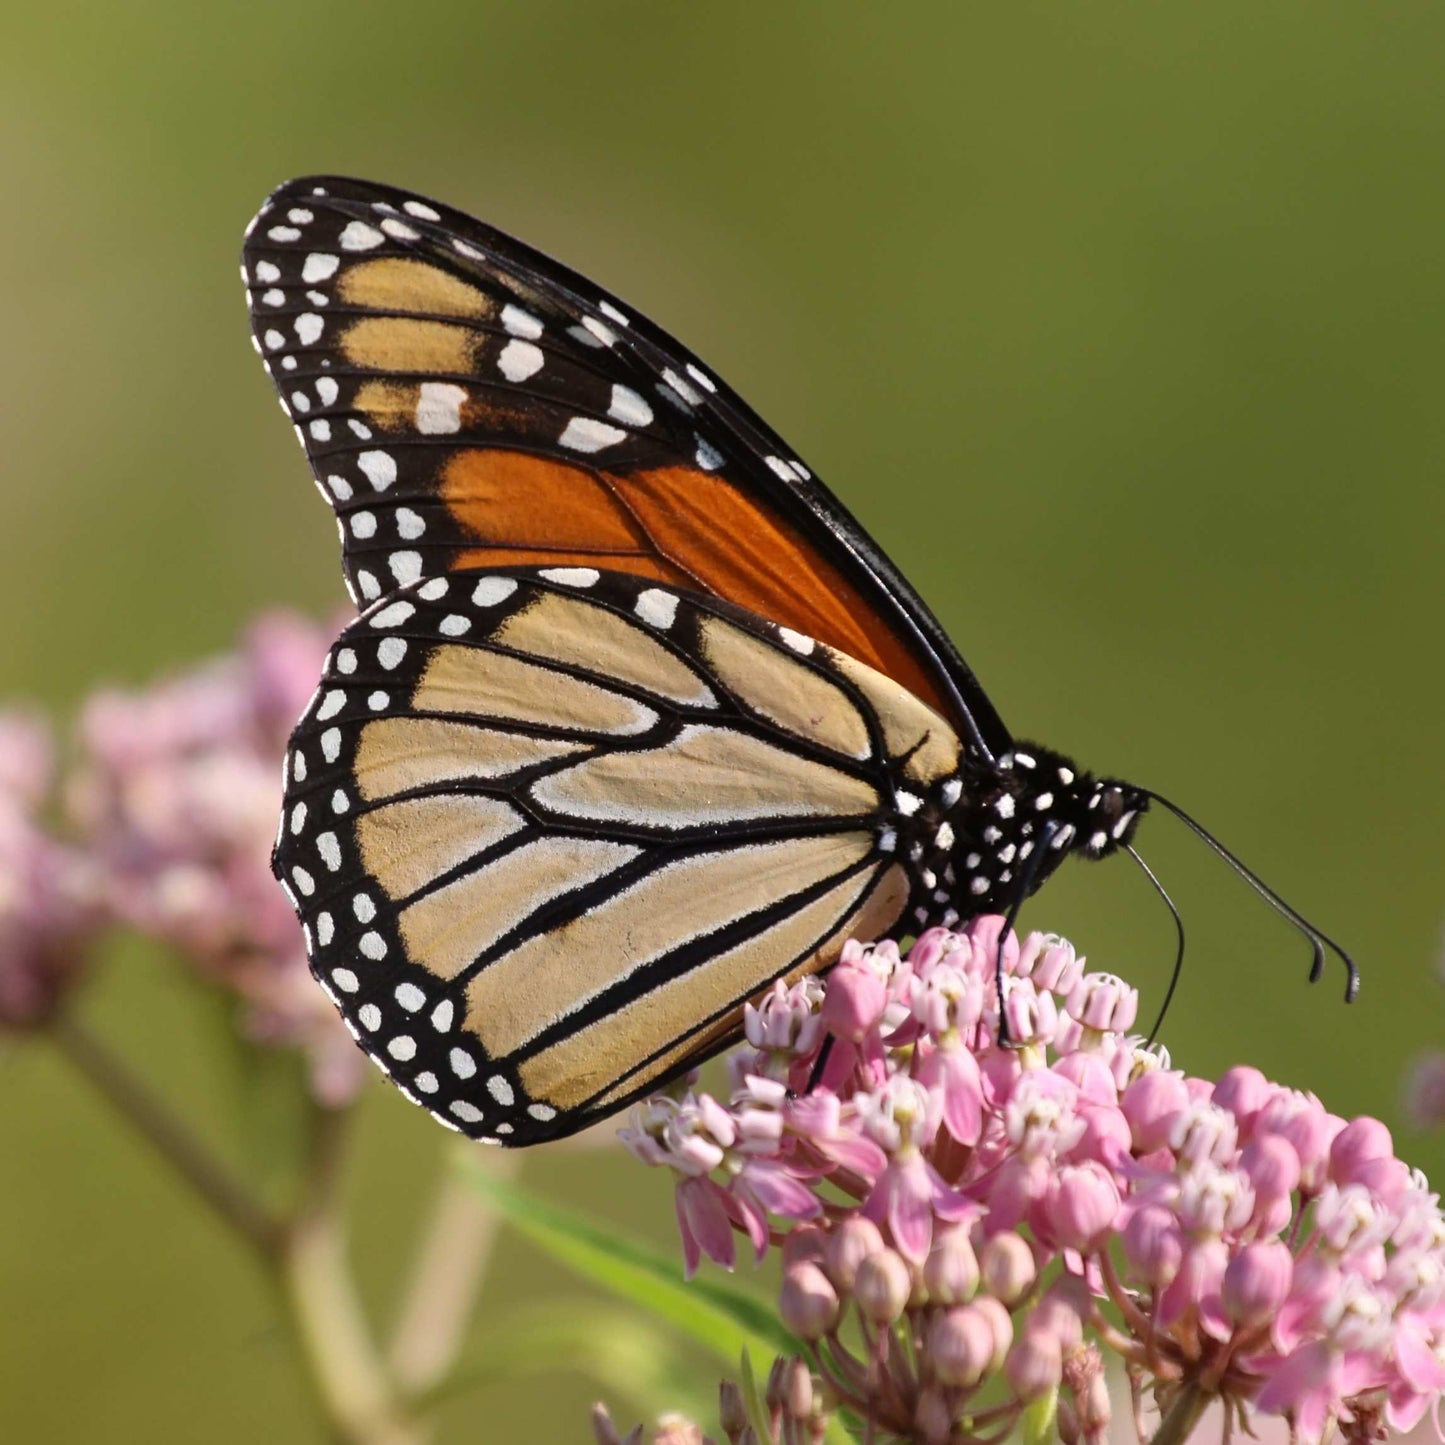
[295,313,324,345]
[369,600,415,628]
[539,567,599,587]
[302,253,340,283]
[472,576,518,606]
[558,417,626,453]
[340,221,385,251]
[581,316,618,347]
[608,385,653,427]
[597,300,629,325]
[695,438,724,471]
[402,200,441,221]
[388,552,423,586]
[358,451,397,490]
[778,628,814,655]
[501,304,543,339]
[635,589,678,629]
[498,339,544,382]
[416,381,467,434]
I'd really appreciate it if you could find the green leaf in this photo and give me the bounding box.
[737,1347,771,1440]
[424,1298,710,1423]
[455,1148,797,1366]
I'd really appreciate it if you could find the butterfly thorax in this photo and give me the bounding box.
[899,743,1149,928]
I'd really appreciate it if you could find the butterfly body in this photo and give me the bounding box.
[245,176,1345,1145]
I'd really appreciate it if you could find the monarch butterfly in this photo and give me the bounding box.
[244,176,1356,1145]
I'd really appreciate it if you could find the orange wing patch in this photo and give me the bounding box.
[441,448,949,714]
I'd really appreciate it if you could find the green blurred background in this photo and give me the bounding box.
[3,4,1443,1440]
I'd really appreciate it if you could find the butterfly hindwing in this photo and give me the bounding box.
[242,175,1011,758]
[272,566,970,1143]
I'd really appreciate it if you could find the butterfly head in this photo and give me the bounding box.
[921,745,1151,917]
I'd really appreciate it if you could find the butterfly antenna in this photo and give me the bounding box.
[1124,843,1186,1044]
[1138,789,1360,1003]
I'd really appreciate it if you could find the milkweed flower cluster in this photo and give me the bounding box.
[621,919,1445,1445]
[0,711,99,1026]
[0,613,363,1103]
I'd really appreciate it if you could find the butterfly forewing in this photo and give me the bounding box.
[242,175,1010,756]
[273,567,961,1143]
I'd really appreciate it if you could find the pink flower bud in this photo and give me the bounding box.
[781,1225,828,1270]
[980,1230,1036,1306]
[1033,1278,1088,1353]
[821,954,888,1041]
[1121,1069,1189,1154]
[1045,1162,1120,1253]
[826,1216,886,1292]
[1329,1116,1394,1186]
[780,1261,840,1340]
[923,1226,980,1305]
[1005,1321,1063,1401]
[1255,1090,1336,1193]
[926,1306,990,1388]
[1222,1240,1294,1328]
[1065,972,1138,1033]
[1240,1134,1301,1202]
[966,914,1020,977]
[854,1247,913,1324]
[782,1358,813,1421]
[1212,1065,1272,1136]
[1121,1204,1183,1287]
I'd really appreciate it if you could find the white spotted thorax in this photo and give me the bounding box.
[896,743,1150,933]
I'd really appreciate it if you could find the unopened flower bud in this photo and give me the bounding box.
[826,1216,885,1293]
[1121,1069,1189,1154]
[1240,1134,1300,1203]
[1004,1321,1063,1400]
[1032,1280,1087,1354]
[820,956,887,1040]
[780,1262,841,1341]
[928,1304,1000,1388]
[923,1226,979,1305]
[1121,1204,1183,1287]
[717,1380,748,1439]
[781,1225,828,1270]
[980,1230,1036,1306]
[1222,1240,1294,1328]
[855,1247,913,1324]
[1046,1162,1120,1252]
[1211,1065,1272,1134]
[783,1358,813,1421]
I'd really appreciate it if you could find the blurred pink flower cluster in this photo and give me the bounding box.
[1405,940,1445,1134]
[0,712,98,1025]
[622,920,1445,1445]
[0,613,362,1102]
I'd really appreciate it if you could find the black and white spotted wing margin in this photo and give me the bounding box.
[272,566,973,1144]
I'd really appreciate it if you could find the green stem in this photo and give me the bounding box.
[277,1103,424,1445]
[1151,1381,1213,1445]
[388,1149,520,1394]
[49,1011,284,1259]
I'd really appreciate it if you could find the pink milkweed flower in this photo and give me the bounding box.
[0,712,99,1028]
[621,918,1445,1445]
